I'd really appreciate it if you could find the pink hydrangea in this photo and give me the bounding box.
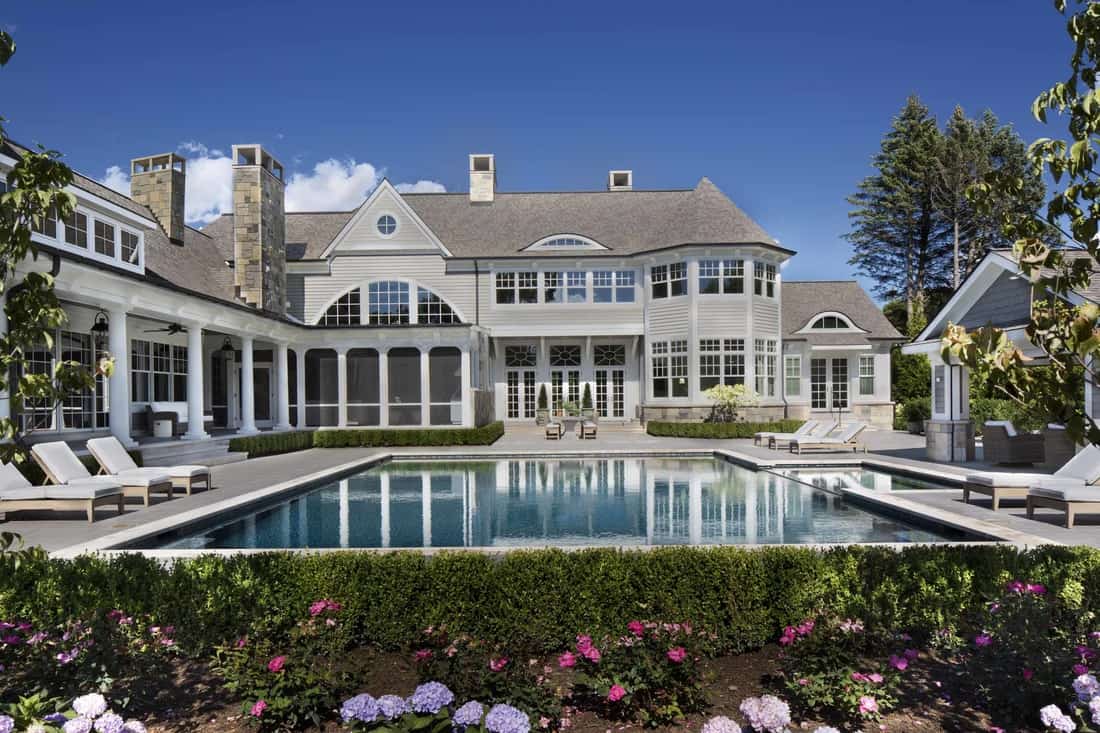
[974,634,992,648]
[489,657,509,672]
[414,649,433,662]
[627,621,645,637]
[667,646,687,663]
[250,700,267,717]
[267,656,286,673]
[889,654,908,671]
[558,651,577,668]
[858,696,878,716]
[607,685,626,702]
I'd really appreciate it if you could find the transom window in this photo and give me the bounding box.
[699,338,746,390]
[651,340,688,398]
[542,236,588,247]
[417,287,460,324]
[550,345,582,366]
[593,271,635,303]
[594,344,626,366]
[322,283,461,326]
[651,263,687,299]
[699,259,744,294]
[495,272,539,304]
[753,262,776,298]
[812,315,853,330]
[376,214,397,236]
[322,288,361,326]
[505,345,537,367]
[525,234,607,251]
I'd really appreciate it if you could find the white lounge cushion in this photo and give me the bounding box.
[0,463,32,492]
[43,481,122,500]
[1054,444,1100,483]
[86,436,139,474]
[964,472,1050,488]
[0,486,47,501]
[1029,483,1100,502]
[114,468,172,488]
[757,421,818,439]
[161,465,208,479]
[31,442,94,484]
[985,420,1017,437]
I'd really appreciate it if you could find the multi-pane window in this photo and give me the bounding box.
[859,355,875,395]
[593,271,635,303]
[544,272,563,303]
[650,263,687,299]
[367,281,410,324]
[59,332,94,429]
[63,211,87,248]
[322,288,360,325]
[811,358,828,409]
[153,343,172,401]
[594,344,626,366]
[34,207,58,238]
[496,272,538,304]
[785,356,801,396]
[566,272,586,302]
[699,259,744,294]
[651,340,688,397]
[549,345,582,366]
[94,220,115,257]
[19,344,54,431]
[172,345,189,400]
[120,229,140,264]
[699,338,745,390]
[130,340,151,403]
[753,262,776,297]
[832,358,849,408]
[812,315,852,329]
[504,345,537,367]
[417,287,460,324]
[754,338,777,397]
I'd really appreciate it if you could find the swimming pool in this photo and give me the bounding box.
[135,457,980,550]
[779,468,961,493]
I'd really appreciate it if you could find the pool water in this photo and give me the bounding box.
[780,468,959,493]
[142,458,974,550]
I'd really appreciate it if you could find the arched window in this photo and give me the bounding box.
[523,234,608,251]
[322,288,360,326]
[417,288,461,324]
[811,315,854,330]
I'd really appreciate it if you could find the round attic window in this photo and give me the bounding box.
[376,214,397,236]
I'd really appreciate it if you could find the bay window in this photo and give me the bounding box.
[753,262,776,297]
[699,259,744,294]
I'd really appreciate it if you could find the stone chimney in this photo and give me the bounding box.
[130,153,186,242]
[469,154,495,203]
[232,144,286,313]
[608,170,633,191]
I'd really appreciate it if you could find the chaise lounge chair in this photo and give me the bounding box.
[768,421,837,450]
[87,436,211,495]
[545,421,564,440]
[963,443,1100,511]
[0,462,123,523]
[31,441,173,507]
[1024,445,1100,528]
[755,420,818,447]
[982,421,1045,465]
[789,422,867,454]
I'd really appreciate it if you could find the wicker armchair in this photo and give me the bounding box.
[1043,424,1078,470]
[982,421,1045,465]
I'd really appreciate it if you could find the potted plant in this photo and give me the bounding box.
[903,397,931,435]
[561,400,580,418]
[581,383,595,419]
[536,385,549,425]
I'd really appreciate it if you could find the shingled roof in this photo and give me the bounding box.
[782,280,902,346]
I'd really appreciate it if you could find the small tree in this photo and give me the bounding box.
[537,384,548,410]
[581,383,592,410]
[702,384,759,423]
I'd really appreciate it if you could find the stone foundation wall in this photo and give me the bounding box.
[925,419,976,462]
[473,389,495,427]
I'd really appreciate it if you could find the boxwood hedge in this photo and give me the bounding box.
[1,545,1097,656]
[228,422,504,458]
[646,419,804,439]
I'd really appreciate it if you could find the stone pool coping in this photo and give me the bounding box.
[50,447,1057,558]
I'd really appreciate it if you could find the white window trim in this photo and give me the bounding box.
[697,258,746,296]
[795,311,867,334]
[858,354,876,396]
[375,212,399,239]
[522,233,608,251]
[784,355,802,397]
[31,203,145,274]
[314,278,466,325]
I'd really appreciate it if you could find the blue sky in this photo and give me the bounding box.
[0,0,1067,290]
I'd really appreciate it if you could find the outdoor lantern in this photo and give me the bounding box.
[220,336,234,354]
[90,310,109,349]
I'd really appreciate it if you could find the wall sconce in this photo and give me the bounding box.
[90,311,110,350]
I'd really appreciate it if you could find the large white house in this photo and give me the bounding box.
[0,141,900,446]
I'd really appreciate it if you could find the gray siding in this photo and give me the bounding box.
[697,297,749,337]
[957,271,1031,329]
[287,274,305,321]
[647,298,691,339]
[752,299,780,337]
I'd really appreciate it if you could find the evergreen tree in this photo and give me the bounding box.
[846,96,951,325]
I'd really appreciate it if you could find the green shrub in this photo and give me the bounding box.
[646,419,803,439]
[890,350,930,404]
[228,423,504,457]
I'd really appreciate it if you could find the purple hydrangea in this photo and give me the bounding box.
[341,694,381,723]
[0,714,13,733]
[1090,697,1100,726]
[72,694,108,719]
[121,723,147,733]
[63,718,94,733]
[409,682,455,714]
[1076,674,1100,702]
[453,701,485,729]
[701,716,742,733]
[378,694,411,720]
[94,713,125,733]
[811,728,842,733]
[485,704,530,733]
[738,695,791,733]
[45,713,69,725]
[1040,704,1076,733]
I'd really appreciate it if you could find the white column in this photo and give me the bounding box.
[379,350,390,427]
[460,345,473,427]
[275,342,291,431]
[336,347,348,428]
[107,306,135,447]
[239,335,258,434]
[185,324,208,440]
[295,349,307,429]
[0,288,8,427]
[420,348,431,426]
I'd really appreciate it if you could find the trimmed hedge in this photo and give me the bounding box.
[2,545,1098,656]
[228,422,505,458]
[646,419,803,439]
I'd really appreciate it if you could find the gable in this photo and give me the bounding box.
[322,180,450,257]
[955,270,1032,330]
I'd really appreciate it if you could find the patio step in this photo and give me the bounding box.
[140,436,247,468]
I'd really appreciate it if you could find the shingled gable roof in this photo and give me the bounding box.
[782,280,903,346]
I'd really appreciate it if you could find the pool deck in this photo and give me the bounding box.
[5,426,1093,556]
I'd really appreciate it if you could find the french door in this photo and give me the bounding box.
[595,369,625,418]
[550,369,580,411]
[506,369,537,419]
[810,357,849,411]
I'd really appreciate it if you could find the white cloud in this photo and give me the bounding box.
[395,180,447,194]
[97,143,446,225]
[98,165,130,196]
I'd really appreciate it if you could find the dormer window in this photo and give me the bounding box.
[797,311,865,334]
[522,234,608,252]
[812,315,852,329]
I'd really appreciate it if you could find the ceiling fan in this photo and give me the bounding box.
[144,323,188,335]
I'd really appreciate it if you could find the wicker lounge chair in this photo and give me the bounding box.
[31,441,173,507]
[545,422,564,440]
[963,443,1100,511]
[1024,445,1100,527]
[0,462,123,523]
[768,421,837,450]
[982,421,1045,465]
[755,420,818,446]
[581,421,598,440]
[87,436,210,495]
[789,422,867,454]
